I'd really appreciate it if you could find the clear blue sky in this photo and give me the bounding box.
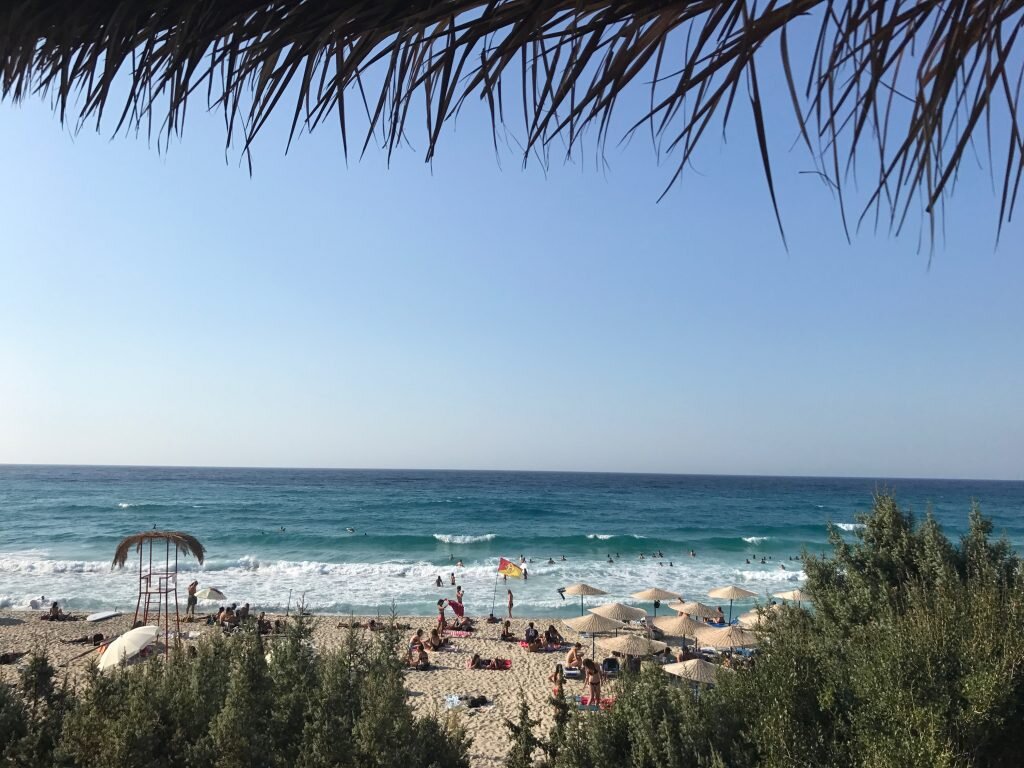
[0,53,1021,480]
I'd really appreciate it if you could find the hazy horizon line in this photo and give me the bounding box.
[0,462,1019,484]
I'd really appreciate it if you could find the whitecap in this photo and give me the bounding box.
[742,536,769,545]
[835,523,864,531]
[432,533,497,544]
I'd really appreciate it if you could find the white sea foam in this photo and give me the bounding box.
[0,548,806,615]
[835,523,865,531]
[117,503,133,509]
[586,534,615,540]
[742,536,770,545]
[432,533,497,544]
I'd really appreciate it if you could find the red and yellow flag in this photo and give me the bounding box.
[497,557,523,578]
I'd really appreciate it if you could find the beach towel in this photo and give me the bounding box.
[445,630,473,638]
[445,599,465,618]
[578,695,615,710]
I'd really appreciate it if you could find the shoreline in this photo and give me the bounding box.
[0,609,634,767]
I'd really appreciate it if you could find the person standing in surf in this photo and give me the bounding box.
[186,580,198,619]
[456,585,464,604]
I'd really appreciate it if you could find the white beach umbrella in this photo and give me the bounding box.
[598,634,667,657]
[589,602,647,624]
[563,612,626,656]
[563,583,608,616]
[97,626,160,671]
[707,585,757,623]
[663,658,733,685]
[195,587,227,602]
[695,624,760,650]
[630,588,682,617]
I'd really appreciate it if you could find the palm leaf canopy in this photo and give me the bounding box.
[111,531,206,569]
[1,0,1021,239]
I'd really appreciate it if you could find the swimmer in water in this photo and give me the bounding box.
[561,555,566,561]
[456,560,464,568]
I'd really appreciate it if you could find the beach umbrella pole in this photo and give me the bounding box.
[580,595,584,616]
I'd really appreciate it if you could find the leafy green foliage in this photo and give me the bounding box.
[1,617,467,768]
[550,493,1024,768]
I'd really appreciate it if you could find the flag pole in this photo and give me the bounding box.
[490,565,500,617]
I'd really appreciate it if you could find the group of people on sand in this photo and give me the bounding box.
[549,649,605,703]
[499,620,564,652]
[408,627,451,669]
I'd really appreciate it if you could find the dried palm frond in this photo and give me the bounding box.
[111,531,206,569]
[1,0,1022,241]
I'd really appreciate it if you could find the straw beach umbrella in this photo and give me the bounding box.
[708,585,757,623]
[630,588,681,617]
[773,588,811,604]
[737,604,782,628]
[5,2,1012,248]
[589,602,647,624]
[669,601,719,621]
[695,624,760,650]
[563,583,607,616]
[664,659,733,686]
[653,614,705,647]
[599,634,667,657]
[564,613,626,656]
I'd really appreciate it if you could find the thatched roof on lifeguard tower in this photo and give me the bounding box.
[111,531,206,569]
[1,0,1020,240]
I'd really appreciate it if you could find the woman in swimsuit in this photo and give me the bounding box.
[583,658,602,704]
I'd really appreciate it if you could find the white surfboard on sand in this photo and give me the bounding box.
[86,610,121,622]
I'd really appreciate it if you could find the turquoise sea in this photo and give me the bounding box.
[1,466,1021,617]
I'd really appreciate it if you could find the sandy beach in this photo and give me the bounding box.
[0,609,630,767]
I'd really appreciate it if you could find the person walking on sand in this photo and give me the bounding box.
[507,589,514,619]
[186,579,199,619]
[437,599,447,631]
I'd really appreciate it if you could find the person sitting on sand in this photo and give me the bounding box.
[500,620,516,641]
[453,615,474,632]
[524,622,543,652]
[545,625,564,648]
[274,619,285,633]
[566,642,584,670]
[427,628,447,651]
[258,612,271,634]
[715,607,725,623]
[47,602,64,621]
[410,629,426,652]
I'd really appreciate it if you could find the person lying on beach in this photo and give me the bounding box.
[468,653,504,670]
[566,643,584,669]
[545,625,565,648]
[500,620,516,641]
[61,633,105,646]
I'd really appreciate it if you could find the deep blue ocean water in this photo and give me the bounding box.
[1,465,1021,616]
